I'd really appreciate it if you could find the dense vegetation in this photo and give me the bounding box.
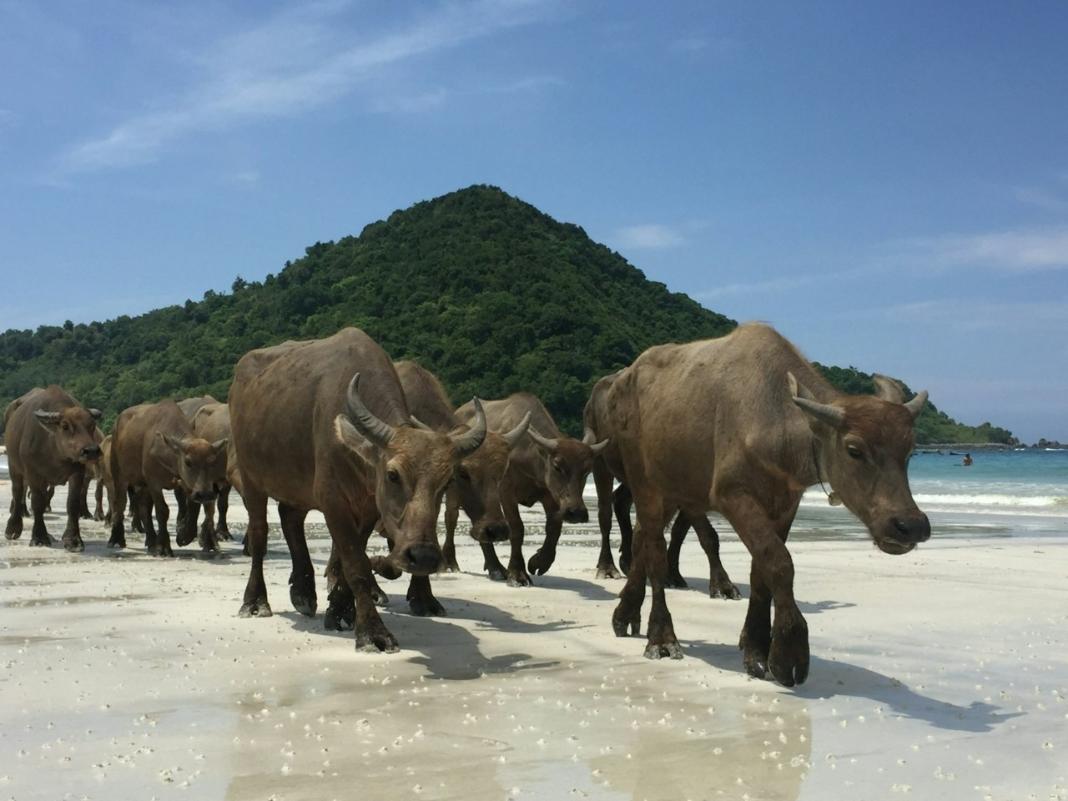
[0,185,1010,444]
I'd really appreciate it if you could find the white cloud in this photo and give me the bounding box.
[899,226,1068,272]
[614,223,685,249]
[55,0,552,174]
[880,298,1068,332]
[1013,186,1068,214]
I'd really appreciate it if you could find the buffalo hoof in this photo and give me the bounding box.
[506,568,532,587]
[484,560,508,581]
[290,587,317,618]
[710,578,742,600]
[619,552,631,576]
[63,537,85,553]
[612,605,640,637]
[768,617,809,687]
[199,540,219,554]
[739,628,771,680]
[440,556,461,573]
[238,599,273,618]
[644,640,684,660]
[595,561,624,580]
[5,522,22,540]
[324,600,354,631]
[355,623,399,653]
[407,591,446,617]
[147,543,172,557]
[527,548,556,576]
[215,526,233,542]
[107,536,127,550]
[667,572,688,589]
[175,529,196,547]
[30,531,53,547]
[371,586,390,607]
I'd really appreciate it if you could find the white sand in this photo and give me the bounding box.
[1,480,1066,801]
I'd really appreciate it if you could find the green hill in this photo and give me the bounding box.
[0,185,1010,444]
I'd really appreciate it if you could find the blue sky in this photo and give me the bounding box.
[1,0,1066,442]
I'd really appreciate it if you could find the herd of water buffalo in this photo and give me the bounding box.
[2,322,931,687]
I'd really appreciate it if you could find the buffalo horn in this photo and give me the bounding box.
[792,396,846,430]
[582,427,610,454]
[450,398,487,456]
[502,411,532,449]
[345,373,396,447]
[904,390,928,420]
[527,426,559,452]
[34,410,61,424]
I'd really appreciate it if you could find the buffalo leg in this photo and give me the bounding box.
[527,495,563,577]
[149,490,173,557]
[323,510,398,653]
[501,492,531,587]
[238,487,272,618]
[665,513,690,588]
[406,575,446,616]
[215,487,232,541]
[108,478,129,549]
[5,471,25,539]
[28,485,53,547]
[441,490,461,572]
[78,475,92,520]
[593,461,622,578]
[634,493,681,659]
[690,514,740,599]
[480,542,508,581]
[196,499,219,552]
[62,469,86,552]
[613,484,634,575]
[324,546,354,630]
[44,484,55,513]
[176,492,198,547]
[128,487,145,533]
[279,503,316,616]
[721,493,806,687]
[93,475,105,521]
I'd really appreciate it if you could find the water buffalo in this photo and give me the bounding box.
[109,401,228,555]
[3,386,102,550]
[172,401,235,550]
[454,393,607,586]
[585,372,740,598]
[395,360,530,586]
[228,328,486,652]
[606,323,929,686]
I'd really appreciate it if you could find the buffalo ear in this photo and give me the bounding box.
[334,415,376,468]
[34,410,62,430]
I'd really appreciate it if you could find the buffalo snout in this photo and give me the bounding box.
[81,445,101,461]
[403,543,442,575]
[483,521,510,542]
[891,513,931,543]
[563,506,588,524]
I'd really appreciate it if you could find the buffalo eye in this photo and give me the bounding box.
[387,468,401,484]
[61,421,70,432]
[457,467,470,482]
[553,460,565,474]
[184,457,194,468]
[846,444,864,460]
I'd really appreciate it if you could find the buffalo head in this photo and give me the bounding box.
[527,426,609,523]
[35,406,102,464]
[789,372,930,555]
[334,373,487,575]
[157,433,229,503]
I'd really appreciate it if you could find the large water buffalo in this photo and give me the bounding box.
[109,400,228,555]
[3,386,102,550]
[172,400,235,550]
[585,372,740,599]
[454,393,607,586]
[606,323,929,686]
[395,360,530,585]
[228,328,486,652]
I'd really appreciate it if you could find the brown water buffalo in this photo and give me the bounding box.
[585,372,740,598]
[606,323,929,686]
[172,401,235,550]
[3,386,102,550]
[92,435,114,522]
[109,400,228,555]
[455,393,607,586]
[228,328,486,652]
[395,360,530,583]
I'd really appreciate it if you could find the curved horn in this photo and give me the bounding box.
[583,426,610,454]
[904,390,928,420]
[792,396,846,430]
[527,426,559,452]
[450,398,487,456]
[88,408,103,420]
[872,374,906,404]
[409,415,434,431]
[345,373,396,448]
[34,410,61,425]
[502,411,532,449]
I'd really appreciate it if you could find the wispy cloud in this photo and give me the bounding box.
[55,0,551,175]
[880,298,1068,332]
[614,223,685,249]
[1013,186,1068,214]
[696,264,881,300]
[901,226,1068,272]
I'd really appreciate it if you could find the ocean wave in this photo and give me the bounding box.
[799,488,1068,514]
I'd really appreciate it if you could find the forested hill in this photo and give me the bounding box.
[0,185,1011,444]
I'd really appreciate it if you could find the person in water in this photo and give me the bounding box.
[963,453,973,466]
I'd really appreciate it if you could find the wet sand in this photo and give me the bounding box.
[1,480,1066,801]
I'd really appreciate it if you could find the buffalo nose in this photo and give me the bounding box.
[82,445,101,460]
[404,544,442,574]
[892,514,931,543]
[563,506,588,524]
[484,522,509,542]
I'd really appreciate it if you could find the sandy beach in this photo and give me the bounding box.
[1,479,1066,801]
